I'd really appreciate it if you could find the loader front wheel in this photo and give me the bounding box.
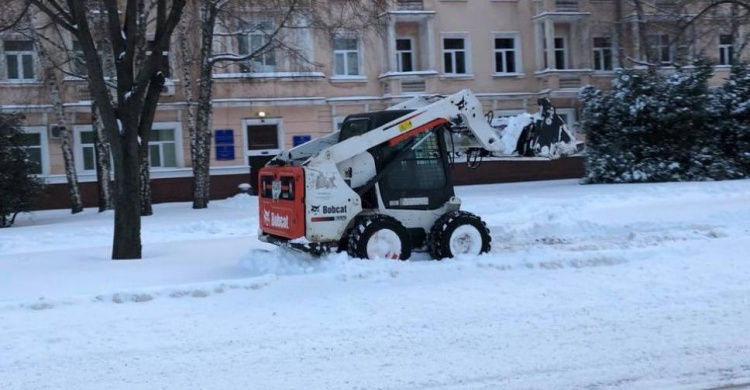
[429,211,491,259]
[347,215,411,260]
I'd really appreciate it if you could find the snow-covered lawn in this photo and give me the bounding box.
[1,179,749,390]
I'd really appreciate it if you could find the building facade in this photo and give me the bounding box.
[0,0,746,208]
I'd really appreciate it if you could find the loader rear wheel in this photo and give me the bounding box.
[347,215,412,260]
[429,211,491,259]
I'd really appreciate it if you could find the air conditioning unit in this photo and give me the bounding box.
[161,79,175,96]
[49,125,66,139]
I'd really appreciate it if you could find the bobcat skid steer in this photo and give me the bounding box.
[257,89,578,260]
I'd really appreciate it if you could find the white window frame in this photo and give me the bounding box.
[441,32,471,76]
[73,126,98,173]
[332,34,362,77]
[719,35,733,66]
[593,36,613,71]
[241,118,285,164]
[20,126,49,175]
[238,20,277,74]
[492,32,522,75]
[3,39,37,82]
[396,37,415,73]
[648,34,672,64]
[148,122,183,170]
[554,36,567,70]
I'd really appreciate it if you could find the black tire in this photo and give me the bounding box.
[428,211,491,259]
[347,215,412,260]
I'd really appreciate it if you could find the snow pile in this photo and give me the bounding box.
[492,112,535,155]
[1,179,749,390]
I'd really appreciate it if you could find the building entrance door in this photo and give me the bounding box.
[245,120,283,194]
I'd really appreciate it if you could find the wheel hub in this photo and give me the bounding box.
[366,229,401,260]
[449,225,483,256]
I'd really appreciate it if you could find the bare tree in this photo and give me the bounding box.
[625,0,750,67]
[23,14,84,214]
[181,0,387,209]
[10,0,189,259]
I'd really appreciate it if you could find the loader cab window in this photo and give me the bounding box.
[338,118,370,142]
[378,128,454,211]
[338,110,414,143]
[384,131,446,191]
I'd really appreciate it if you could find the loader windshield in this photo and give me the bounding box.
[339,119,371,142]
[338,109,415,143]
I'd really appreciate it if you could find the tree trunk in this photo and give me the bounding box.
[190,2,219,210]
[111,124,142,259]
[140,152,153,216]
[92,104,114,211]
[29,13,84,214]
[87,4,116,212]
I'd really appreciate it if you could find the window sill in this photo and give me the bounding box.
[0,80,42,85]
[440,74,474,80]
[534,68,593,76]
[491,72,525,78]
[330,76,368,83]
[379,70,439,79]
[213,72,326,80]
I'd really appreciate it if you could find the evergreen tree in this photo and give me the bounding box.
[0,115,46,228]
[580,62,749,183]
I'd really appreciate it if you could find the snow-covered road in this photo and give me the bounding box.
[1,179,749,390]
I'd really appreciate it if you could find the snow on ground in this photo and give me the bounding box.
[1,179,750,390]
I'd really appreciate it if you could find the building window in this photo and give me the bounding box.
[493,34,520,74]
[79,130,97,172]
[149,127,179,168]
[4,40,35,81]
[554,37,566,69]
[648,34,672,64]
[238,20,276,73]
[333,35,360,76]
[147,40,171,78]
[19,127,47,175]
[443,36,469,75]
[593,37,613,71]
[719,35,734,66]
[396,38,414,72]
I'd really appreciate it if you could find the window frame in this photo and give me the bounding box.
[332,34,362,77]
[554,36,567,70]
[20,126,49,175]
[396,37,415,73]
[592,36,613,71]
[648,34,672,64]
[148,122,183,169]
[492,32,521,75]
[719,35,734,66]
[3,39,37,82]
[238,20,277,74]
[73,126,98,173]
[441,32,471,76]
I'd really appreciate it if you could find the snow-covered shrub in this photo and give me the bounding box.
[580,61,749,183]
[0,115,46,227]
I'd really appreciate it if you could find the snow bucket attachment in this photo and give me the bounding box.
[515,98,583,158]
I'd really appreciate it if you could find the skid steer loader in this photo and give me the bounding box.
[257,89,579,260]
